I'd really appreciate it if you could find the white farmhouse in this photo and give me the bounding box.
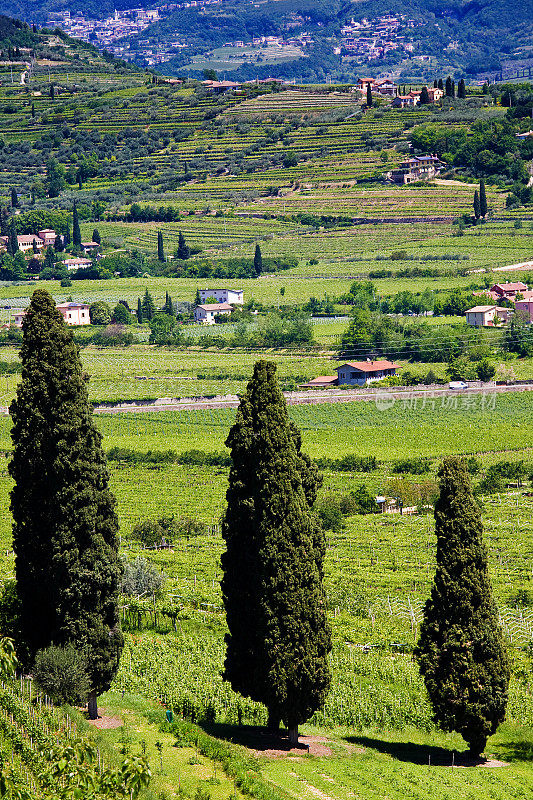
[199,288,244,305]
[194,303,234,325]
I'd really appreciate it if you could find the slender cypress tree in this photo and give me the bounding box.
[136,297,143,323]
[479,180,488,218]
[458,78,466,98]
[7,218,18,255]
[420,86,430,105]
[473,190,481,220]
[92,228,101,245]
[177,231,189,260]
[10,290,123,719]
[445,76,453,97]
[163,291,173,315]
[414,457,509,757]
[221,361,331,745]
[10,188,18,208]
[157,230,165,261]
[366,83,372,107]
[253,243,263,277]
[72,201,81,248]
[438,78,444,90]
[141,289,155,321]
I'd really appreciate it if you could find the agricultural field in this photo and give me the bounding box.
[1,19,533,800]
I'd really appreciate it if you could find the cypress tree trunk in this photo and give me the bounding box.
[288,725,299,746]
[10,289,123,709]
[221,361,331,740]
[414,457,509,758]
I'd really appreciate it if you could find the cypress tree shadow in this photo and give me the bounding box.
[346,736,494,767]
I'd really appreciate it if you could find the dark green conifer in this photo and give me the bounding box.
[445,76,453,97]
[157,230,165,261]
[458,78,466,98]
[7,218,18,255]
[420,86,430,105]
[414,457,509,757]
[10,290,123,719]
[141,289,155,321]
[137,297,143,323]
[480,180,488,218]
[92,228,101,245]
[177,231,189,260]
[438,78,444,90]
[221,361,331,745]
[43,245,55,271]
[473,190,481,220]
[366,83,372,107]
[163,291,173,315]
[72,201,81,248]
[10,188,18,208]
[253,243,263,277]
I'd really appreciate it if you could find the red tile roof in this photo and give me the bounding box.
[336,360,399,373]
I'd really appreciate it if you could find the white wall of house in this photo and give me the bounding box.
[199,289,244,305]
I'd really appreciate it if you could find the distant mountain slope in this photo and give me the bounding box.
[3,0,532,81]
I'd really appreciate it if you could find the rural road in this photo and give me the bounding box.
[90,382,533,415]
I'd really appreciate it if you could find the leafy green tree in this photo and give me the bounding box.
[9,289,123,719]
[141,289,155,321]
[415,457,510,757]
[339,309,373,358]
[45,158,66,198]
[221,361,331,744]
[254,243,263,276]
[7,218,18,255]
[476,359,496,382]
[473,190,481,220]
[43,245,56,271]
[112,303,132,325]
[72,200,82,248]
[33,645,90,705]
[157,230,165,261]
[177,231,190,260]
[479,179,488,218]
[89,301,111,326]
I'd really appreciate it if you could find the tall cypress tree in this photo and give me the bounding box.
[221,361,331,745]
[420,86,430,105]
[458,78,466,98]
[137,297,143,323]
[253,243,263,277]
[141,289,155,321]
[414,457,509,757]
[366,83,372,107]
[10,188,18,208]
[10,290,123,719]
[479,179,488,218]
[445,76,453,97]
[72,201,81,248]
[7,218,18,256]
[473,190,481,220]
[157,230,165,261]
[177,231,189,260]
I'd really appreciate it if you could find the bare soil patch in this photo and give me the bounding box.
[86,713,123,730]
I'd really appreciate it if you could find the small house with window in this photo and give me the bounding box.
[335,360,399,386]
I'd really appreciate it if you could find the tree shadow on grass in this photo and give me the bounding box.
[491,739,533,763]
[200,722,311,754]
[347,736,483,767]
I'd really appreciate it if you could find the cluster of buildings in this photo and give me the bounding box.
[220,32,313,50]
[12,302,90,328]
[339,14,423,61]
[193,288,244,324]
[354,79,443,106]
[466,282,533,326]
[385,155,445,185]
[0,229,99,259]
[47,2,222,64]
